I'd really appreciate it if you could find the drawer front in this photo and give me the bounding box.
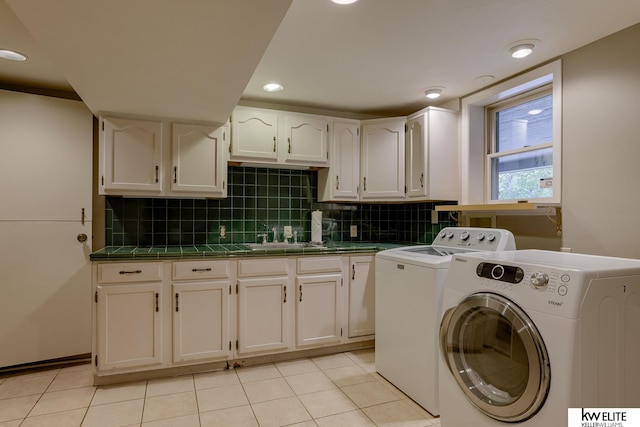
[173,260,231,280]
[238,258,289,277]
[98,262,163,283]
[297,256,342,274]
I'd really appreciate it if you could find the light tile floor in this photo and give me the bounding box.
[0,349,440,427]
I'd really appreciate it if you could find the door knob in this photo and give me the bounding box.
[77,233,88,243]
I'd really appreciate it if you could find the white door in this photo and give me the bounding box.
[237,277,289,355]
[100,116,163,193]
[360,118,406,200]
[296,274,342,347]
[230,107,278,161]
[283,114,329,165]
[348,256,375,338]
[0,89,92,368]
[171,123,227,196]
[173,281,230,363]
[96,283,163,371]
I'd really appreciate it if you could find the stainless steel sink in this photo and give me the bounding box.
[242,242,326,250]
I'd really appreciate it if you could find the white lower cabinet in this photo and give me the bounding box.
[348,256,376,338]
[172,260,232,363]
[96,282,163,372]
[295,256,343,347]
[94,262,164,373]
[93,254,374,379]
[236,258,290,356]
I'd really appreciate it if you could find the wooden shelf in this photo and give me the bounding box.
[435,202,559,212]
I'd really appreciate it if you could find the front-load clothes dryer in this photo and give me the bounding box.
[375,227,515,416]
[439,249,640,426]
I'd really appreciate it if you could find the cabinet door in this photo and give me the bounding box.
[296,274,342,347]
[406,114,427,198]
[283,114,329,165]
[318,121,360,202]
[360,118,405,200]
[173,281,230,363]
[348,256,375,338]
[237,276,289,355]
[171,123,227,196]
[230,107,278,161]
[96,283,163,371]
[100,117,163,193]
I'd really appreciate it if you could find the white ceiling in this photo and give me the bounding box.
[2,0,640,120]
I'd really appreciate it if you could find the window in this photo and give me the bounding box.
[487,87,553,201]
[460,60,561,205]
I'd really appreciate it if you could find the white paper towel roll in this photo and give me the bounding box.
[311,210,322,243]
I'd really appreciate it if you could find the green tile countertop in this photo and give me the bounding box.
[90,242,409,261]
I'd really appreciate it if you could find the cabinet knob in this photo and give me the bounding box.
[77,233,88,243]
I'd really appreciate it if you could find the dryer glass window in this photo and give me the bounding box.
[459,308,529,404]
[440,293,550,422]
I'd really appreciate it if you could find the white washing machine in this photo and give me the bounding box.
[375,227,516,416]
[439,249,640,426]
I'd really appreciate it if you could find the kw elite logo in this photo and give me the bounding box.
[568,408,639,427]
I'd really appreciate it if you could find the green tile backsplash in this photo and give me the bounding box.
[105,166,456,247]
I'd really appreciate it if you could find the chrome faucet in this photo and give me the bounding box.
[257,233,267,244]
[272,226,278,243]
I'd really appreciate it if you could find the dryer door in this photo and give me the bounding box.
[440,292,550,422]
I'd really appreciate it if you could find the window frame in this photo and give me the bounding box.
[460,60,562,205]
[486,85,554,202]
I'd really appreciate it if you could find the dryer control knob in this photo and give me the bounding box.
[487,233,496,242]
[446,232,454,239]
[460,231,470,241]
[530,272,549,289]
[477,233,485,241]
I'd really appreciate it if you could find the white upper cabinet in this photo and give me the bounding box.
[360,117,406,201]
[100,117,163,194]
[171,123,227,197]
[99,116,228,198]
[230,107,329,167]
[318,120,360,202]
[405,107,459,201]
[230,107,278,162]
[282,114,329,166]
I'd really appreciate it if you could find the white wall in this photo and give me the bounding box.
[562,23,640,258]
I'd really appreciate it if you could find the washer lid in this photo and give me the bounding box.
[440,292,550,422]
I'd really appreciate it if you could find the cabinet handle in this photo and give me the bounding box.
[173,166,178,184]
[335,175,339,190]
[363,177,367,191]
[273,136,276,152]
[155,293,159,312]
[299,285,302,302]
[155,165,159,183]
[119,270,142,275]
[283,285,287,303]
[288,137,291,154]
[352,264,356,280]
[420,172,424,187]
[175,293,179,312]
[191,268,212,272]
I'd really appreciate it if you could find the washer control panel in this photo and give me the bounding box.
[435,227,516,251]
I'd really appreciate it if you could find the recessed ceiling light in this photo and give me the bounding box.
[0,49,27,62]
[331,0,358,4]
[424,87,444,99]
[263,83,284,92]
[528,109,543,115]
[510,43,534,59]
[507,39,540,59]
